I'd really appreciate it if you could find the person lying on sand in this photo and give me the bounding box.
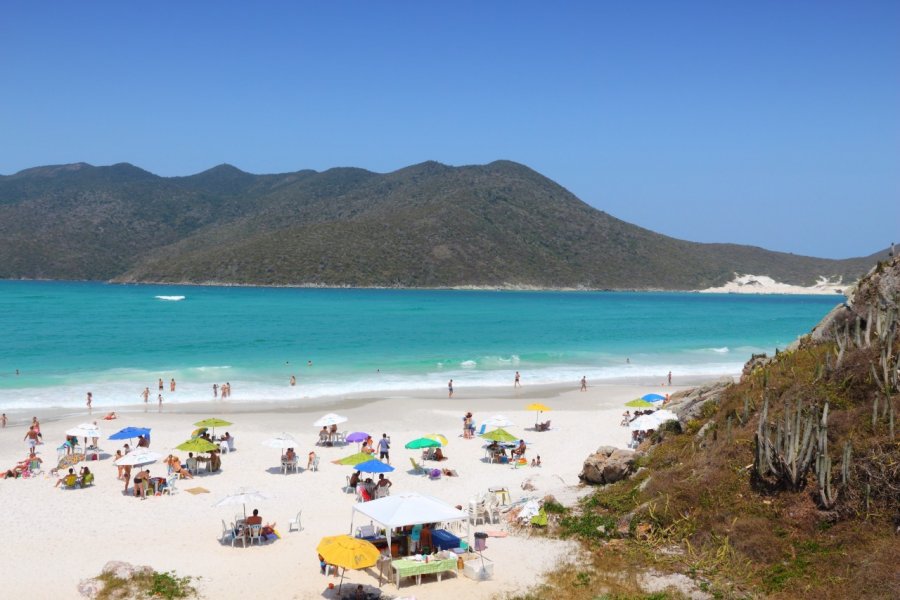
[103,412,117,420]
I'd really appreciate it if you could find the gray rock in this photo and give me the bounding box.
[101,560,135,579]
[77,578,101,598]
[665,377,732,423]
[579,446,641,485]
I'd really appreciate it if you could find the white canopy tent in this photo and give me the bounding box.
[350,492,470,554]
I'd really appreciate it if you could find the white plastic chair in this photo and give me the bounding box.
[186,457,199,475]
[220,520,232,544]
[248,524,263,546]
[165,473,178,494]
[288,510,302,532]
[309,456,320,472]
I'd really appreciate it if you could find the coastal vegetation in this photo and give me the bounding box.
[512,257,900,599]
[0,161,882,289]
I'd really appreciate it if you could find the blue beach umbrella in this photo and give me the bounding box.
[354,459,395,474]
[109,427,151,441]
[642,394,666,402]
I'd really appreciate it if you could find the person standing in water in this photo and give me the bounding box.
[141,387,150,403]
[158,378,164,392]
[667,371,672,386]
[86,392,92,410]
[514,371,521,388]
[290,375,296,386]
[170,378,176,392]
[212,383,218,398]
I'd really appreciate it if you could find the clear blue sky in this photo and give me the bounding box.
[2,1,897,258]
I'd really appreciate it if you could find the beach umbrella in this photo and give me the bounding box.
[424,433,448,446]
[114,450,162,467]
[193,418,232,436]
[213,486,272,520]
[629,410,679,431]
[354,459,395,474]
[625,399,654,408]
[481,428,518,443]
[334,452,372,466]
[176,438,219,453]
[642,393,666,402]
[345,432,369,443]
[67,422,102,439]
[404,437,441,450]
[316,535,379,592]
[109,426,151,442]
[260,433,299,449]
[482,414,515,428]
[525,402,552,425]
[313,413,348,427]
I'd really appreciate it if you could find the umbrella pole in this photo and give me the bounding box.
[338,567,345,593]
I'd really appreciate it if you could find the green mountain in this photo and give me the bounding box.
[0,160,884,288]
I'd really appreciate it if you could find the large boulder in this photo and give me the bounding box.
[665,377,732,422]
[579,446,640,485]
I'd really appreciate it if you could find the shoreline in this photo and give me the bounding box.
[2,276,853,296]
[0,377,713,427]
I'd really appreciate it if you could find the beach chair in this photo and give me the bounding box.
[374,485,390,499]
[344,475,355,494]
[309,456,320,472]
[81,472,95,487]
[164,473,178,494]
[186,457,199,475]
[409,457,426,475]
[536,420,551,432]
[467,498,488,526]
[62,473,79,489]
[336,431,347,445]
[22,458,42,478]
[477,424,487,435]
[229,522,247,548]
[288,510,302,532]
[248,524,263,546]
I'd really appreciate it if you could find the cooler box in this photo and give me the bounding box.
[431,529,461,551]
[463,556,494,581]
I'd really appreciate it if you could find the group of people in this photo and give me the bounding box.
[461,412,476,438]
[213,382,232,399]
[54,465,93,488]
[349,471,392,501]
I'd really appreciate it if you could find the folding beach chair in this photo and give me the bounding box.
[409,457,427,475]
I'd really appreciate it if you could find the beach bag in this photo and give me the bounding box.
[429,468,441,480]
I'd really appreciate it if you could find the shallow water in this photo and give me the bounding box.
[0,281,839,409]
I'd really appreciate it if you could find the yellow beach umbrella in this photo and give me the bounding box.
[424,433,448,446]
[525,402,552,425]
[317,534,380,591]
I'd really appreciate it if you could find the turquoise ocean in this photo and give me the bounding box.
[0,281,840,410]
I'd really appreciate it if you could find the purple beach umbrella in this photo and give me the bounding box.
[346,432,369,443]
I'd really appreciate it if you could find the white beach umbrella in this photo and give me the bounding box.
[114,450,162,467]
[313,413,348,427]
[482,415,515,428]
[261,433,299,449]
[214,487,273,520]
[629,410,679,431]
[66,422,102,439]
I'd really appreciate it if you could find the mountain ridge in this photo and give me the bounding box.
[0,160,887,288]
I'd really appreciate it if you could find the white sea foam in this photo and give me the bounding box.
[460,360,477,368]
[712,347,730,353]
[154,295,185,301]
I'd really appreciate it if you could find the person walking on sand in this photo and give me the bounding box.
[580,376,587,391]
[86,392,92,410]
[141,387,150,403]
[170,378,176,392]
[1,413,6,428]
[158,378,164,392]
[24,426,39,457]
[448,379,454,398]
[290,375,296,386]
[514,371,521,388]
[667,371,672,386]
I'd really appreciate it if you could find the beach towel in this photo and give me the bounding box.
[485,530,508,538]
[184,487,210,495]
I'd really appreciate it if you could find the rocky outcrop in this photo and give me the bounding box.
[665,376,733,422]
[579,446,641,485]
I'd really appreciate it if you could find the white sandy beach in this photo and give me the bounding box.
[0,380,698,600]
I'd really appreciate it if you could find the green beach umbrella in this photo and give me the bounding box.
[176,438,219,453]
[193,418,233,436]
[405,437,441,450]
[625,399,655,408]
[333,452,372,466]
[481,428,518,443]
